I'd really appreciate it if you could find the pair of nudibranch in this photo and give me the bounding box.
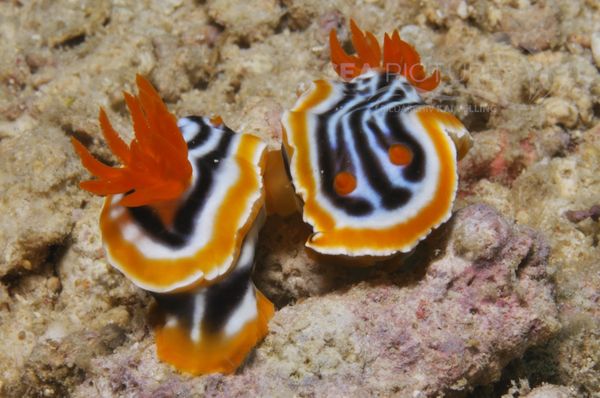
[72,21,472,375]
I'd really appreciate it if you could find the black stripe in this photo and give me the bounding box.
[153,259,255,336]
[312,71,426,215]
[315,93,374,216]
[173,130,233,235]
[126,118,235,248]
[385,108,425,182]
[185,116,212,149]
[203,266,253,334]
[152,291,195,330]
[347,101,412,210]
[127,206,186,246]
[281,143,293,182]
[362,72,399,108]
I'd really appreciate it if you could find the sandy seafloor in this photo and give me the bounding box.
[0,0,599,397]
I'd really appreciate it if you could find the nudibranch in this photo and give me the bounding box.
[71,75,274,374]
[281,20,473,259]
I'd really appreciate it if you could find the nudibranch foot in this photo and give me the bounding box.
[154,286,273,375]
[423,108,473,160]
[264,149,299,217]
[281,20,473,260]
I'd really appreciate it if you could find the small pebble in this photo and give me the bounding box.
[544,97,578,128]
[21,259,32,271]
[47,277,61,293]
[457,1,468,19]
[591,32,600,68]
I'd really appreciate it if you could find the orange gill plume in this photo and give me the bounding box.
[329,19,441,91]
[71,74,193,207]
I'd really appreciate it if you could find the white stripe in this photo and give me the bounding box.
[190,292,206,343]
[224,286,258,337]
[178,117,200,141]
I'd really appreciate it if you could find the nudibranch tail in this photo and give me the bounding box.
[329,19,440,91]
[154,287,274,375]
[263,149,299,217]
[71,74,193,207]
[152,214,274,374]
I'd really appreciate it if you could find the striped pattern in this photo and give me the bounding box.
[153,211,274,375]
[282,70,469,257]
[97,116,274,374]
[99,116,267,293]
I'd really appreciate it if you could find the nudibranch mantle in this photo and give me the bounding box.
[100,116,267,293]
[281,22,472,258]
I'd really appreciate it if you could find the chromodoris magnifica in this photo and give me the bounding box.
[71,75,274,375]
[281,20,473,259]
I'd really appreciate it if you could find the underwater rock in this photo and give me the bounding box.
[207,0,283,42]
[499,2,560,52]
[210,204,559,397]
[74,204,559,397]
[522,383,578,398]
[0,127,85,277]
[6,324,126,397]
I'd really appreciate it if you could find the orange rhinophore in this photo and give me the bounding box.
[329,19,441,91]
[71,74,193,207]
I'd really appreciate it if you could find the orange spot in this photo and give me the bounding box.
[334,172,357,196]
[388,144,413,166]
[329,19,440,91]
[152,199,179,226]
[210,115,223,126]
[71,74,192,207]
